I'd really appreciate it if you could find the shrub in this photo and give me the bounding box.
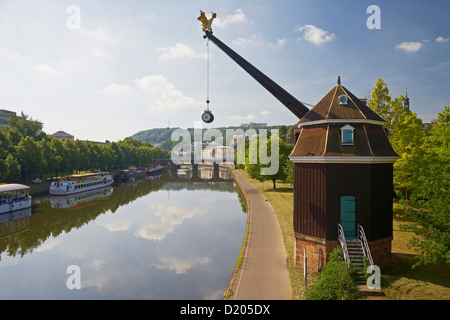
[329,246,345,263]
[305,248,362,300]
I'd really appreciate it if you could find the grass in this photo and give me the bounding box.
[237,169,450,300]
[237,170,318,299]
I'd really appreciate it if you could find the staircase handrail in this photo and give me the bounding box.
[357,224,374,266]
[337,223,351,267]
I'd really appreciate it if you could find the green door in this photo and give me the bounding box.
[340,196,356,236]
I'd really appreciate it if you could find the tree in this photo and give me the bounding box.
[390,111,425,197]
[15,136,43,181]
[7,111,45,141]
[368,78,393,129]
[245,136,293,189]
[38,138,60,178]
[400,106,450,266]
[3,154,21,181]
[368,79,425,197]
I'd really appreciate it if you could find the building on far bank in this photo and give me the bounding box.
[201,143,234,164]
[51,130,74,140]
[241,122,267,127]
[0,109,16,128]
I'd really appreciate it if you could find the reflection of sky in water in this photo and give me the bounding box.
[0,182,246,300]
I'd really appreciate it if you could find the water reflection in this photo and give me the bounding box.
[0,170,246,300]
[0,207,32,239]
[49,187,113,209]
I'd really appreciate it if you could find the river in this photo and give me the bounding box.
[0,168,247,300]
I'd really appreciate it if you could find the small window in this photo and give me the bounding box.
[340,125,354,145]
[339,94,348,105]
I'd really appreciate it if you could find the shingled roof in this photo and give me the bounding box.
[290,78,398,161]
[298,77,385,125]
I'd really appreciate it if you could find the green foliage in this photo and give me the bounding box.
[245,136,294,189]
[399,106,450,267]
[0,113,170,182]
[329,246,345,263]
[369,78,449,267]
[304,259,362,300]
[130,125,285,151]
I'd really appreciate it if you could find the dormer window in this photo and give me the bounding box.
[341,124,354,145]
[339,94,348,105]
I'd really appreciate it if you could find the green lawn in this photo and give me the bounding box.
[238,169,450,300]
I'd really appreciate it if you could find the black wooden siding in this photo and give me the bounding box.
[293,163,393,242]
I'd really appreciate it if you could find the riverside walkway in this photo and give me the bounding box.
[228,169,291,300]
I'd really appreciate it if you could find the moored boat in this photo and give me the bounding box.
[146,166,164,176]
[49,172,114,196]
[0,184,32,214]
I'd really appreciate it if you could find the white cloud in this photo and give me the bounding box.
[395,41,424,53]
[155,43,206,60]
[97,220,133,232]
[154,256,211,275]
[227,114,256,121]
[295,24,335,45]
[135,75,201,111]
[34,64,62,76]
[97,84,133,96]
[436,36,449,43]
[261,110,271,116]
[35,238,60,252]
[133,204,206,241]
[233,34,287,48]
[80,27,112,42]
[214,9,248,28]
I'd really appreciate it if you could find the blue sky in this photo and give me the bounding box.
[0,0,448,142]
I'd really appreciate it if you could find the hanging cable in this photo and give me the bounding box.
[201,38,214,123]
[206,38,210,111]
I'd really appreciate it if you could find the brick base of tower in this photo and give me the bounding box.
[294,233,393,272]
[294,233,339,272]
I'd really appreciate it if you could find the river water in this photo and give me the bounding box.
[0,168,247,300]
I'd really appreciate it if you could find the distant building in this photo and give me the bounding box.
[201,143,234,163]
[241,122,267,128]
[403,88,410,111]
[51,131,74,140]
[0,109,16,128]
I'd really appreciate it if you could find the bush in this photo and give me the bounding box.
[329,246,345,262]
[304,247,362,300]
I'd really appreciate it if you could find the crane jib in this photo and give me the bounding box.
[203,30,309,119]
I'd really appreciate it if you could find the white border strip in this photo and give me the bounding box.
[289,156,399,164]
[298,119,385,128]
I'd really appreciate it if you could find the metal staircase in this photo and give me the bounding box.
[346,237,365,270]
[338,224,373,271]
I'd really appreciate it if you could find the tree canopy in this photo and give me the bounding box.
[368,79,449,267]
[0,113,170,182]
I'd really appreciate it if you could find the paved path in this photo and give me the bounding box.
[228,169,291,300]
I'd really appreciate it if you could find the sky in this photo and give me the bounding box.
[0,0,449,142]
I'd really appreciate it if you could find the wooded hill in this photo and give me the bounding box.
[130,124,293,151]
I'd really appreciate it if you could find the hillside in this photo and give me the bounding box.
[130,125,293,151]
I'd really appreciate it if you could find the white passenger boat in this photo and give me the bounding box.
[0,184,32,214]
[49,172,114,196]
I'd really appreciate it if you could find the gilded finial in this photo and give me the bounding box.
[198,10,217,32]
[337,76,341,85]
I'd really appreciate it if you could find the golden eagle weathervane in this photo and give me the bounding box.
[197,10,216,32]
